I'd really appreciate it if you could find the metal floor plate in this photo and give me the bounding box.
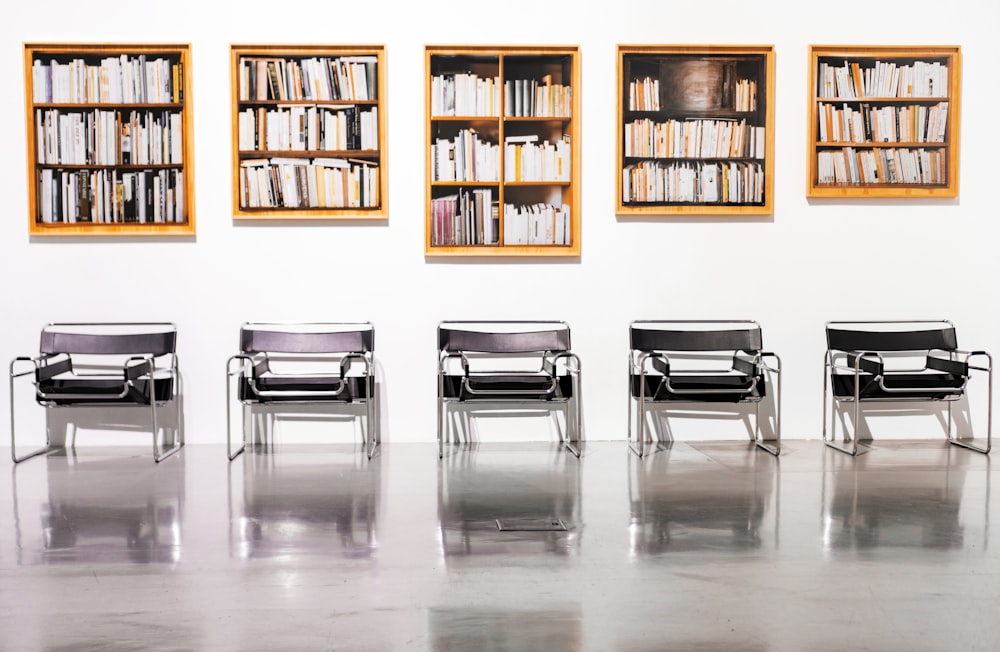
[495,517,567,532]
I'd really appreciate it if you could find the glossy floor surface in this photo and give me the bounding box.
[1,439,997,651]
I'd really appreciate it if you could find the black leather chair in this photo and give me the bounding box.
[226,322,377,460]
[437,321,581,457]
[9,322,182,463]
[627,320,781,457]
[824,320,992,455]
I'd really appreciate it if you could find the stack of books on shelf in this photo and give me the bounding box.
[816,148,944,185]
[431,72,500,117]
[503,203,570,245]
[628,77,661,111]
[431,189,498,246]
[503,75,571,117]
[32,56,182,104]
[38,168,184,224]
[238,105,377,151]
[624,119,764,159]
[818,60,948,99]
[623,161,764,205]
[432,129,499,182]
[503,135,570,182]
[239,56,377,101]
[816,102,948,144]
[35,109,183,166]
[239,158,377,209]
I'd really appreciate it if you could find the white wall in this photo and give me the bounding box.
[3,0,999,445]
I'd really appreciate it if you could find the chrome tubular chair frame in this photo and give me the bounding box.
[226,322,378,461]
[437,321,583,459]
[627,320,781,458]
[822,320,992,456]
[10,322,182,464]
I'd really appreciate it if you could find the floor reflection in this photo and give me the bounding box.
[12,451,184,565]
[821,442,984,551]
[628,442,778,555]
[437,444,582,559]
[228,446,379,559]
[430,605,582,652]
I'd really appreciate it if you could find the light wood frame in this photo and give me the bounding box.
[24,42,196,236]
[807,45,960,198]
[230,44,388,220]
[425,45,581,257]
[616,44,775,216]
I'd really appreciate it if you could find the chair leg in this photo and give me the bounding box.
[226,359,247,461]
[10,363,51,464]
[152,390,182,464]
[949,355,992,454]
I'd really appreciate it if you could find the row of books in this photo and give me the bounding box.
[239,157,378,209]
[32,56,181,104]
[629,77,661,111]
[432,129,500,182]
[816,147,945,185]
[35,109,182,167]
[622,161,765,204]
[503,76,571,117]
[238,106,377,152]
[733,78,757,112]
[504,135,571,182]
[503,203,571,246]
[238,56,377,103]
[818,60,948,99]
[430,189,498,246]
[817,102,948,144]
[431,73,501,117]
[37,168,184,224]
[624,119,765,160]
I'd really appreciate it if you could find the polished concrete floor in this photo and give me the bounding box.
[1,438,997,651]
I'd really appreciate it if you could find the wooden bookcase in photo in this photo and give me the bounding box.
[617,45,775,216]
[807,45,960,198]
[24,43,196,236]
[425,45,580,257]
[231,44,388,219]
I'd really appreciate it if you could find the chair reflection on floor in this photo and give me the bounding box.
[437,444,581,559]
[11,452,184,565]
[228,450,379,560]
[627,442,778,555]
[430,606,582,650]
[820,442,983,551]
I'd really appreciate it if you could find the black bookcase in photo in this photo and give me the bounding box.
[617,45,774,216]
[231,44,388,219]
[426,45,580,256]
[807,45,960,198]
[25,43,195,235]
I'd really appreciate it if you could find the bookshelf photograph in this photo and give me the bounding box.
[807,45,960,198]
[24,43,195,236]
[231,44,388,219]
[617,45,774,216]
[425,45,580,256]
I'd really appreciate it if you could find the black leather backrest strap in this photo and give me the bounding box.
[827,326,957,352]
[241,327,373,354]
[631,327,762,352]
[439,327,570,353]
[40,329,176,356]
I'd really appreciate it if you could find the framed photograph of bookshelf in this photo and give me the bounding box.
[807,45,960,198]
[24,43,196,236]
[425,45,581,257]
[230,44,388,220]
[617,45,774,216]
